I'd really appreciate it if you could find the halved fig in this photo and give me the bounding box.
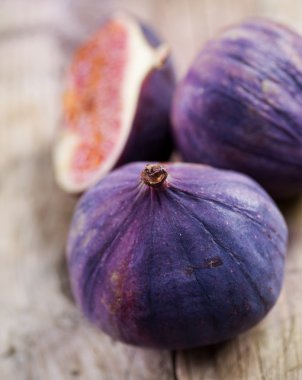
[54,13,175,193]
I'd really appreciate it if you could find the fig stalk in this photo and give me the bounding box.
[141,163,167,187]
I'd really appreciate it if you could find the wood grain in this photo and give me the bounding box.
[1,0,302,379]
[0,1,174,379]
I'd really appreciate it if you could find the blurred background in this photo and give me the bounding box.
[1,0,302,379]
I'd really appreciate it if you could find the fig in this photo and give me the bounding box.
[172,18,302,199]
[67,162,287,349]
[54,13,175,193]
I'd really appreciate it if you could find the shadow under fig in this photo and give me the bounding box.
[276,195,302,251]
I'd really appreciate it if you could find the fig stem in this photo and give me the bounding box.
[155,44,170,68]
[141,164,168,187]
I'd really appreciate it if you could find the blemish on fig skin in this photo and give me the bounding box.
[185,257,223,275]
[185,266,195,275]
[244,300,251,311]
[110,271,120,283]
[203,257,223,269]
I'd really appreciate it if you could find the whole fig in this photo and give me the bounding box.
[172,18,302,199]
[54,12,175,194]
[67,162,287,349]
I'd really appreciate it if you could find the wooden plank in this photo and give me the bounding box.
[1,0,302,379]
[0,1,174,379]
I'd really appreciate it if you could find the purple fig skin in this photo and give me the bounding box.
[116,21,175,165]
[116,60,175,164]
[67,162,287,349]
[172,18,302,199]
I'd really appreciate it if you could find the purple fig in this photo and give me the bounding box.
[53,13,175,194]
[172,18,302,199]
[67,162,287,349]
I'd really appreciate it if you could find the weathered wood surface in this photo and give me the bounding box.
[1,0,302,379]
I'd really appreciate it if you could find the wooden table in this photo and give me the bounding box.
[1,0,302,379]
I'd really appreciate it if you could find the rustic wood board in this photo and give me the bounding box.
[1,0,302,379]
